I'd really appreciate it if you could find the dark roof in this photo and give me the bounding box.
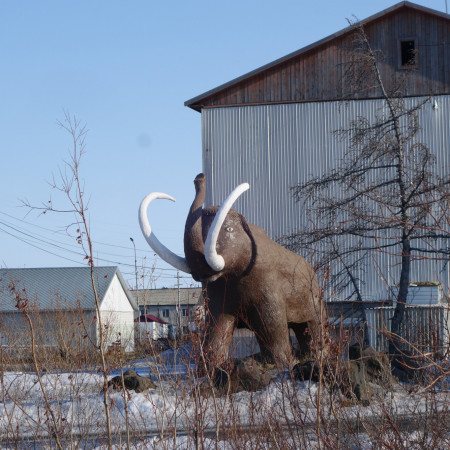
[0,266,137,313]
[135,314,169,324]
[185,2,450,112]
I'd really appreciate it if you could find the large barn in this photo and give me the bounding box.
[185,1,450,302]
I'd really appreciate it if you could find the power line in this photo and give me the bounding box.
[0,216,140,260]
[1,226,196,287]
[0,226,87,266]
[0,220,89,258]
[0,210,176,255]
[0,213,194,278]
[0,222,142,268]
[1,225,194,277]
[0,210,185,267]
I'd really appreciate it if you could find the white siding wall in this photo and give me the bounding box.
[137,321,168,340]
[100,275,135,351]
[100,275,134,312]
[202,96,450,301]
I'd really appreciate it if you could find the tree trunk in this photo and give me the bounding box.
[389,237,411,354]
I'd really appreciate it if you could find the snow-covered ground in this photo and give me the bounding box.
[1,346,449,449]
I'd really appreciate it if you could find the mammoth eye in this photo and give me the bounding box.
[225,227,234,232]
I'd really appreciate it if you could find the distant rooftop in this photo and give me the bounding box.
[131,287,203,307]
[0,266,137,312]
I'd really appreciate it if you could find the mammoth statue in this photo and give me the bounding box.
[139,173,322,368]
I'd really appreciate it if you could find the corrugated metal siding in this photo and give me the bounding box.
[0,310,97,348]
[202,95,450,301]
[390,285,443,305]
[0,266,118,311]
[366,306,450,354]
[0,266,137,313]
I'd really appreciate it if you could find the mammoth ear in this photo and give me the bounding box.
[240,216,257,276]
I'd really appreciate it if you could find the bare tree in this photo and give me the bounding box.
[23,112,113,447]
[282,24,450,354]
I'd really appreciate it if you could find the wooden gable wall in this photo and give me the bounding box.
[192,6,449,109]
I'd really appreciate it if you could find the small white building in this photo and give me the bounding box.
[0,266,138,353]
[135,314,169,340]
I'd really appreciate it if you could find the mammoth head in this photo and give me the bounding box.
[139,173,251,282]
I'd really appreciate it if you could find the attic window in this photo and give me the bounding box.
[399,39,417,67]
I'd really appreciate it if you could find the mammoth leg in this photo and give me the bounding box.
[205,313,235,369]
[249,303,293,367]
[290,322,311,358]
[256,327,292,367]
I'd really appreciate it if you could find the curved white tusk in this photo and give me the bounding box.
[139,193,191,274]
[204,183,250,272]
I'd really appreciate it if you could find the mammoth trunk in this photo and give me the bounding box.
[184,173,211,279]
[184,173,251,280]
[138,173,249,280]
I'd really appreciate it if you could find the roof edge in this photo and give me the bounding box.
[110,268,139,311]
[184,1,450,111]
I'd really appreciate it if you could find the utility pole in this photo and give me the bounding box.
[130,237,143,315]
[177,271,181,338]
[177,271,181,307]
[129,237,138,290]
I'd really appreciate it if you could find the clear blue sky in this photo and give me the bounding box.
[0,1,447,289]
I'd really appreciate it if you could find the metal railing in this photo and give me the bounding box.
[366,305,450,355]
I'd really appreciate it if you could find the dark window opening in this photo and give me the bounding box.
[400,40,416,66]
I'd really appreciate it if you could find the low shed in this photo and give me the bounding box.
[135,314,169,340]
[0,266,138,353]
